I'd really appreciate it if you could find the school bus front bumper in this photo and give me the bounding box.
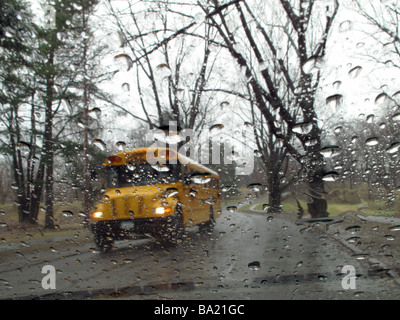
[89,215,178,240]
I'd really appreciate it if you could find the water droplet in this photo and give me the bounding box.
[345,225,361,234]
[346,236,361,243]
[375,93,388,104]
[88,108,101,119]
[209,124,224,133]
[247,183,262,192]
[114,53,133,71]
[17,141,31,150]
[322,171,339,182]
[226,206,237,212]
[366,114,374,123]
[326,94,343,109]
[388,225,400,232]
[320,145,341,158]
[151,164,170,172]
[332,81,342,90]
[220,101,230,109]
[366,137,379,146]
[292,122,313,134]
[121,83,130,92]
[302,56,324,74]
[339,20,352,32]
[248,261,261,270]
[393,113,400,121]
[62,210,73,217]
[334,126,343,134]
[20,241,30,247]
[386,142,400,154]
[262,204,270,211]
[206,196,217,205]
[348,66,362,79]
[93,139,106,151]
[305,139,318,146]
[384,235,396,241]
[190,173,211,184]
[165,188,179,198]
[254,150,262,157]
[116,141,126,151]
[123,259,133,264]
[352,253,369,260]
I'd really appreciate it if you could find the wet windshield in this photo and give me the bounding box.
[3,0,400,308]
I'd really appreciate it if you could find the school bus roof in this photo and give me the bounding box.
[103,147,219,179]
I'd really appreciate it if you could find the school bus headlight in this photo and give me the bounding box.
[90,211,104,219]
[154,207,172,215]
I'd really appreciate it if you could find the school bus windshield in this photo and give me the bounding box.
[105,163,182,188]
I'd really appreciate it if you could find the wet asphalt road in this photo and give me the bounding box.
[1,209,400,300]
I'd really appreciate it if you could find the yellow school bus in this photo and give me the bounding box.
[89,147,222,251]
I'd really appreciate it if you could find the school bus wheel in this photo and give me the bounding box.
[166,205,184,243]
[199,206,215,234]
[92,222,114,252]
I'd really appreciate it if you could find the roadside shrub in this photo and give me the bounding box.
[326,189,361,204]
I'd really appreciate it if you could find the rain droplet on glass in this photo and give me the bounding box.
[365,137,379,146]
[248,261,261,271]
[121,83,130,92]
[88,107,101,119]
[326,94,343,109]
[247,183,262,192]
[165,188,179,198]
[292,122,313,134]
[386,142,400,154]
[116,141,126,151]
[302,56,324,74]
[226,206,237,212]
[209,124,224,134]
[322,171,339,182]
[375,93,388,105]
[93,139,106,151]
[339,20,352,32]
[114,53,133,71]
[320,145,341,158]
[348,66,362,79]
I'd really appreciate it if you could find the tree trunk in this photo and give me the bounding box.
[306,152,329,218]
[44,152,55,229]
[267,169,282,213]
[43,52,55,229]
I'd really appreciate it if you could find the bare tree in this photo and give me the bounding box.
[105,0,243,150]
[197,0,339,217]
[354,1,400,69]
